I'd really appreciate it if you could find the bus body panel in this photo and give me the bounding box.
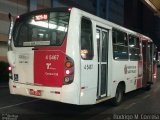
[34,50,65,87]
[10,45,67,87]
[10,80,79,104]
[12,49,34,84]
[112,61,138,93]
[66,9,98,104]
[79,17,98,104]
[64,8,81,104]
[9,80,61,102]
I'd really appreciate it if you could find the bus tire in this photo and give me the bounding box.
[112,84,124,106]
[144,84,151,91]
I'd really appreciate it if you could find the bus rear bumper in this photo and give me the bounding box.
[9,80,77,104]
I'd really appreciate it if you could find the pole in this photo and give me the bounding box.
[106,0,110,19]
[28,0,37,11]
[96,0,100,16]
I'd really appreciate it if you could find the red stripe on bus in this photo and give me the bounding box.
[137,40,142,89]
[34,35,67,87]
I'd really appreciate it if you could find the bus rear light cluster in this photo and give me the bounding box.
[64,56,74,85]
[8,66,13,79]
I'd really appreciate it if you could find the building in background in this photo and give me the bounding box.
[0,0,26,61]
[51,0,124,25]
[124,0,160,48]
[0,0,159,62]
[0,0,51,62]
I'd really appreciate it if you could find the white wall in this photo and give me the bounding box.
[0,0,27,61]
[0,0,27,16]
[0,44,7,56]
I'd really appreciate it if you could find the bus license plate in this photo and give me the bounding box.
[29,89,41,96]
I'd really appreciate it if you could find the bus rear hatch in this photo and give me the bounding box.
[12,9,70,87]
[34,49,66,87]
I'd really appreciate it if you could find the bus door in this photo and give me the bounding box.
[96,27,109,98]
[142,41,152,86]
[148,43,155,82]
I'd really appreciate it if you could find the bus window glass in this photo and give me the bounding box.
[102,31,108,62]
[13,12,70,47]
[96,30,100,62]
[129,35,140,60]
[81,18,93,60]
[112,29,128,60]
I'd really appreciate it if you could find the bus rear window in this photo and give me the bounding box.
[13,12,70,47]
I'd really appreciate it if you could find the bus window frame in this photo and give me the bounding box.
[128,34,140,61]
[13,10,70,47]
[80,16,94,60]
[112,28,129,61]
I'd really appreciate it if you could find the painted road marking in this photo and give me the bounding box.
[124,102,136,110]
[153,85,160,92]
[143,95,150,99]
[0,99,40,110]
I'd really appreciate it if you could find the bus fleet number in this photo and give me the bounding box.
[45,55,59,61]
[84,64,93,70]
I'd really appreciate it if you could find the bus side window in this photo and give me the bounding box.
[80,17,93,60]
[112,29,128,60]
[129,35,140,61]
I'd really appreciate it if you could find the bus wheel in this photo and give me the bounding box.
[144,84,151,91]
[112,84,124,106]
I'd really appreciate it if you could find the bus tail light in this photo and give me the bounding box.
[64,77,70,83]
[68,7,72,12]
[154,75,157,79]
[65,69,73,76]
[63,56,74,85]
[65,61,73,68]
[8,66,12,71]
[8,66,13,79]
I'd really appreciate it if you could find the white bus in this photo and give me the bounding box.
[7,7,157,105]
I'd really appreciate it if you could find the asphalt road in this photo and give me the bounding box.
[0,68,160,120]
